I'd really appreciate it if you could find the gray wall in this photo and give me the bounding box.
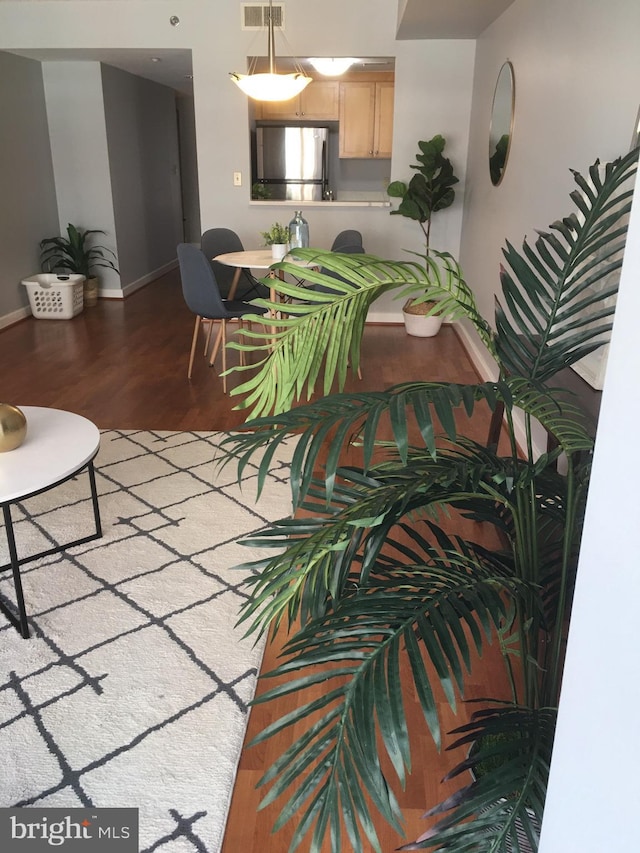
[42,60,120,293]
[177,94,201,244]
[102,64,184,285]
[0,52,58,323]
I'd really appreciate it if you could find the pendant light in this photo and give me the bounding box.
[230,0,312,102]
[308,57,358,76]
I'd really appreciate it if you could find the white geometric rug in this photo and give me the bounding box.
[0,430,295,852]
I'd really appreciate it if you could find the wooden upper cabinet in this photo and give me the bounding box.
[374,81,394,158]
[301,81,339,119]
[256,81,339,121]
[339,81,394,158]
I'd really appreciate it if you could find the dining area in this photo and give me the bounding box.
[177,224,366,392]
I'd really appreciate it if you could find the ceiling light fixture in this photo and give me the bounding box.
[308,57,358,76]
[230,0,311,102]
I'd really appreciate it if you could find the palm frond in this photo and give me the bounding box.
[249,565,522,853]
[219,381,513,505]
[219,374,592,515]
[496,149,638,382]
[235,442,557,637]
[506,378,594,456]
[227,250,493,419]
[400,706,555,851]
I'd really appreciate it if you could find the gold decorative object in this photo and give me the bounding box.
[0,404,28,452]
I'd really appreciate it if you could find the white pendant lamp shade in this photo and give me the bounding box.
[230,71,311,102]
[308,57,358,76]
[230,0,312,102]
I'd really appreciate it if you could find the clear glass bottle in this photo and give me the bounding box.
[288,210,309,249]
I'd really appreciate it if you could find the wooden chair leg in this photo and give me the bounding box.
[188,315,201,379]
[209,322,224,367]
[239,319,246,367]
[221,320,228,393]
[203,319,213,356]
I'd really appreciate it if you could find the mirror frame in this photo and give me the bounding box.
[489,60,515,187]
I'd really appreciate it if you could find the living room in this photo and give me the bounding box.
[1,1,639,851]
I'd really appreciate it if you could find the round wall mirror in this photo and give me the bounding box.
[489,61,515,186]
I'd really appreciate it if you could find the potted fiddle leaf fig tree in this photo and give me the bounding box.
[40,223,119,307]
[217,146,638,852]
[387,134,459,336]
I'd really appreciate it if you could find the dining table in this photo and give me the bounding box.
[214,249,318,301]
[214,248,320,344]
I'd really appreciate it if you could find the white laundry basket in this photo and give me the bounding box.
[21,274,85,319]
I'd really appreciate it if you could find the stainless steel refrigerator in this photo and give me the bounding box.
[254,125,329,201]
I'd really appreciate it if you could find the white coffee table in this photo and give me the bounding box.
[0,406,102,638]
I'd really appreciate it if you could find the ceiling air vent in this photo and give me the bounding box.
[242,4,285,30]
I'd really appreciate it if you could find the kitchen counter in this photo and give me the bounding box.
[249,199,390,208]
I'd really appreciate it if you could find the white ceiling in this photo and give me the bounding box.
[396,0,516,39]
[4,1,516,94]
[6,47,195,96]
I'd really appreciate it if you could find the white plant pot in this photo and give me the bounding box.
[402,309,443,337]
[271,243,288,261]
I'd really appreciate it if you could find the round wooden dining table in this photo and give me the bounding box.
[213,249,318,301]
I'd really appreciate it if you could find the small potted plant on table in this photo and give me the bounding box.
[260,222,290,261]
[40,223,119,307]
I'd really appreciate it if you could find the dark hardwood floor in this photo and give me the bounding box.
[1,268,510,851]
[1,267,486,431]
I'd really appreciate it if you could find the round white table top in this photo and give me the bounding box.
[214,249,318,270]
[0,406,100,504]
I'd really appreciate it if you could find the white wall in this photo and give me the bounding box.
[454,0,640,846]
[539,171,640,853]
[102,63,183,288]
[0,0,476,321]
[458,0,640,377]
[0,51,59,323]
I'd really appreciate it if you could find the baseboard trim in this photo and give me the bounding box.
[454,320,545,459]
[365,309,403,324]
[101,259,179,300]
[0,305,31,330]
[453,320,499,383]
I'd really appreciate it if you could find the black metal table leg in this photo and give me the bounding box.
[0,459,103,639]
[1,503,30,638]
[88,460,103,539]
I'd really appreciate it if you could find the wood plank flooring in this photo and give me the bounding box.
[0,268,511,851]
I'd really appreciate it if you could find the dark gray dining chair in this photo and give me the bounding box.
[315,230,366,294]
[201,228,269,300]
[177,243,266,390]
[330,229,365,254]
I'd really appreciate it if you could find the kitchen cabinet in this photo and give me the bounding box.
[256,81,339,121]
[338,81,394,159]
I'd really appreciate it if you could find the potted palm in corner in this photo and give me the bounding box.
[387,134,459,336]
[217,148,637,852]
[40,223,119,306]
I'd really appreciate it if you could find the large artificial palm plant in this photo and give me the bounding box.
[220,149,638,852]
